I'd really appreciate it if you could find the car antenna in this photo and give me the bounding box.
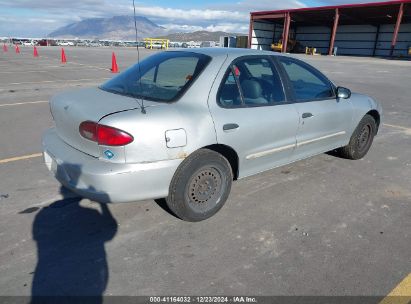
[133,0,146,114]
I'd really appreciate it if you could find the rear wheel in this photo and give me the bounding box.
[166,149,233,222]
[337,114,376,160]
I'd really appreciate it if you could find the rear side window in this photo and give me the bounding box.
[101,52,211,102]
[218,57,285,108]
[219,71,241,108]
[145,57,200,89]
[278,57,334,101]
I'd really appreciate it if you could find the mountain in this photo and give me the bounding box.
[155,31,244,42]
[48,16,166,40]
[48,16,244,41]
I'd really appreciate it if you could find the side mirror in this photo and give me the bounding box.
[337,87,351,99]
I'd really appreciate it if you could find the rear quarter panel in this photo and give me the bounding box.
[99,104,217,163]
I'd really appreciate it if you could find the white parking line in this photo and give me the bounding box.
[384,123,411,132]
[0,77,110,87]
[0,153,43,164]
[0,66,109,73]
[0,64,71,68]
[0,100,48,107]
[0,70,51,74]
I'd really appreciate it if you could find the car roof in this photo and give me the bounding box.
[167,48,283,59]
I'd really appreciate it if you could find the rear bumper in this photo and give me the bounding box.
[42,128,182,203]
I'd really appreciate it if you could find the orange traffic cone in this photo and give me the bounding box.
[15,44,20,54]
[33,46,39,57]
[3,44,8,52]
[61,48,67,63]
[111,52,119,73]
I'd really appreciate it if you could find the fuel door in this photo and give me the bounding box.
[165,129,187,148]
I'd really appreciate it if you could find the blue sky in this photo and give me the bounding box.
[0,0,392,37]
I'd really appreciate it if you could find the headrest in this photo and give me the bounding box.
[241,80,262,99]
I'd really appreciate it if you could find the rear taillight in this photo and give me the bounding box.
[97,124,134,146]
[79,121,134,146]
[79,121,97,141]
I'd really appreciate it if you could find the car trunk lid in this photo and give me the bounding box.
[50,87,158,157]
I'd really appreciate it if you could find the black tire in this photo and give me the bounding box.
[166,149,233,222]
[337,114,377,160]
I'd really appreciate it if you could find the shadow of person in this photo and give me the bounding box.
[31,179,117,303]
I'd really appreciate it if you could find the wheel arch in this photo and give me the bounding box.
[366,110,381,134]
[202,144,239,180]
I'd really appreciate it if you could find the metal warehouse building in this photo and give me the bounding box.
[249,0,411,57]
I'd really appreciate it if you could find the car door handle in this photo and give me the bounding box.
[223,123,239,131]
[302,113,314,119]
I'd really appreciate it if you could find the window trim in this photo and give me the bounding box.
[216,55,288,109]
[274,56,337,103]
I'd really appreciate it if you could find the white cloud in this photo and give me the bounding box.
[160,24,204,32]
[205,23,250,33]
[134,6,248,22]
[211,0,306,12]
[160,23,250,34]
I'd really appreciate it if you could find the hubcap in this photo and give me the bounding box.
[357,124,371,152]
[188,167,223,211]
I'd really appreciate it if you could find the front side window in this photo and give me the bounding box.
[101,52,211,102]
[218,57,285,108]
[278,57,334,101]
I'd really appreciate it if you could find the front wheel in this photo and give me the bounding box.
[166,149,233,222]
[337,114,377,160]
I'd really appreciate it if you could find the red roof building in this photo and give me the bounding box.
[249,0,411,57]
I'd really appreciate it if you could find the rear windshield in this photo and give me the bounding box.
[100,51,211,102]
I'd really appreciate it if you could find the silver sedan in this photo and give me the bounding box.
[42,48,382,221]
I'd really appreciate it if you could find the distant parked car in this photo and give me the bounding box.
[169,42,180,48]
[188,41,201,48]
[201,41,216,48]
[75,41,88,47]
[43,49,382,222]
[38,39,57,46]
[59,41,74,46]
[89,41,101,47]
[145,42,163,49]
[22,41,34,46]
[37,40,47,46]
